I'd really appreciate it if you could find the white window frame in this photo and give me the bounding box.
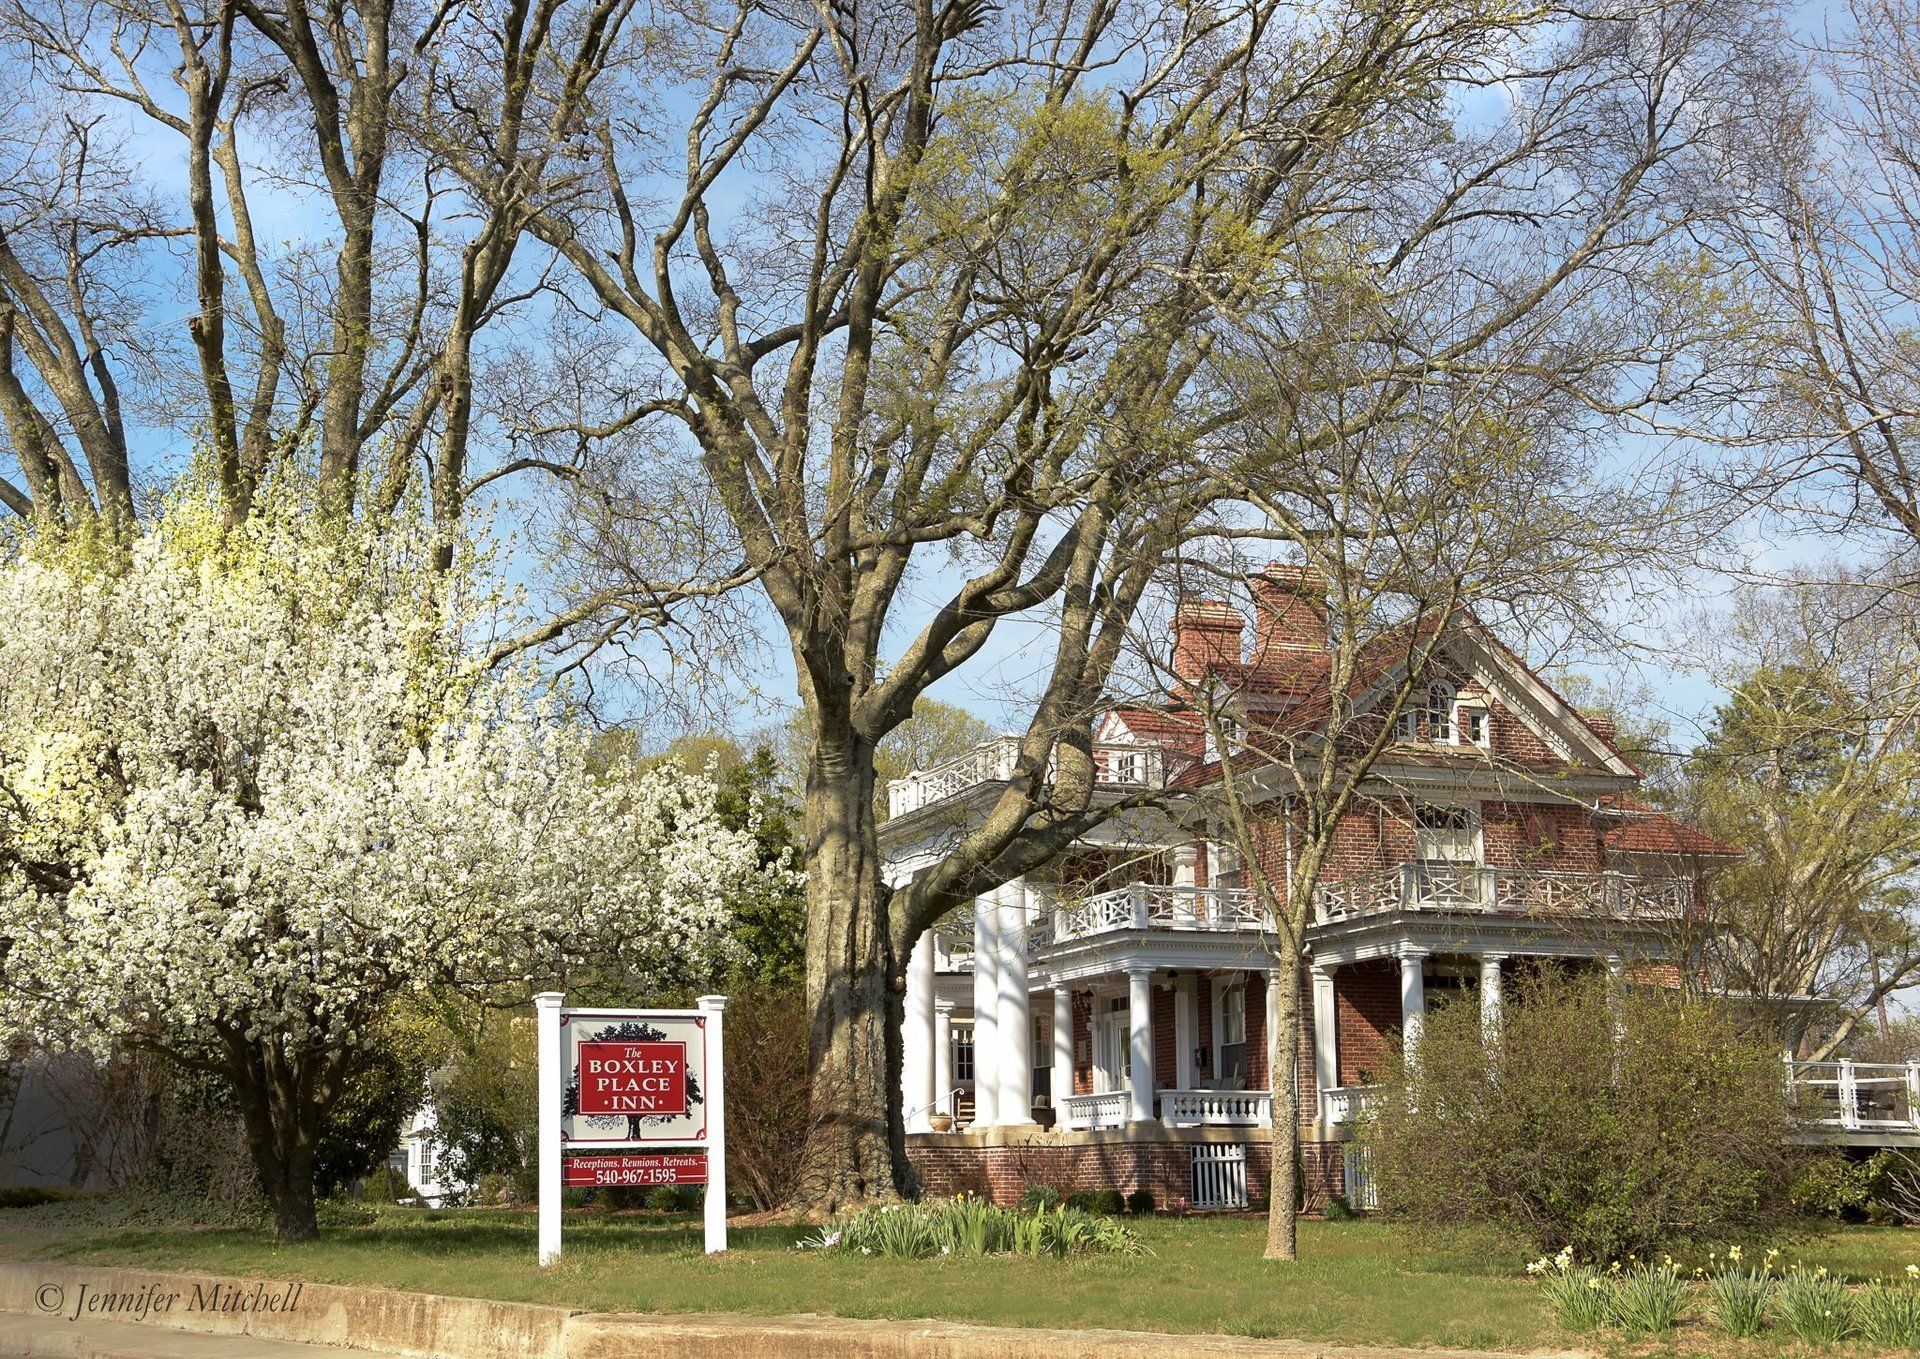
[1457,704,1490,748]
[1426,681,1457,743]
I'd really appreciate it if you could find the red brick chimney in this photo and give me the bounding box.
[1247,564,1329,668]
[1172,601,1245,683]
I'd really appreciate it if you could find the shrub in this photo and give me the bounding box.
[1774,1267,1855,1343]
[475,1173,515,1206]
[1789,1152,1879,1220]
[1527,1249,1612,1332]
[1088,1188,1125,1216]
[1857,1273,1920,1349]
[1364,974,1797,1259]
[1323,1194,1354,1221]
[718,978,811,1211]
[1704,1252,1774,1338]
[1018,1184,1062,1212]
[1124,1188,1155,1215]
[807,1196,1140,1259]
[0,1186,65,1208]
[645,1186,683,1212]
[356,1167,410,1203]
[1608,1260,1686,1334]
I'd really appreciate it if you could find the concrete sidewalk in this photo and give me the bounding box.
[0,1310,412,1359]
[0,1259,1589,1359]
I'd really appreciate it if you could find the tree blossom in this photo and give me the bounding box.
[0,489,778,1238]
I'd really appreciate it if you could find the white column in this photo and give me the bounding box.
[970,896,1000,1127]
[534,991,564,1266]
[1174,974,1198,1089]
[933,1000,954,1121]
[1311,963,1338,1108]
[1265,968,1284,1091]
[1127,966,1156,1125]
[1172,844,1200,925]
[696,993,729,1254]
[1052,988,1074,1115]
[1398,946,1429,1060]
[904,931,936,1132]
[1479,953,1506,1038]
[997,880,1034,1126]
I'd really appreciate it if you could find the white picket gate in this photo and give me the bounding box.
[1342,1145,1377,1210]
[1191,1142,1249,1209]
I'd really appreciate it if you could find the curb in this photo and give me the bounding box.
[0,1259,1590,1359]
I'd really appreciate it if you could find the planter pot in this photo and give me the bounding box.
[1032,1104,1057,1130]
[929,1113,954,1133]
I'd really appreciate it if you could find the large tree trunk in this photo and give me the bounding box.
[223,1035,323,1243]
[1265,950,1304,1261]
[790,738,910,1214]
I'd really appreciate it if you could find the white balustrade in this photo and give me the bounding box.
[887,738,1167,816]
[1034,884,1265,952]
[1061,1091,1130,1131]
[1320,1085,1383,1126]
[1312,864,1692,923]
[1161,1089,1272,1127]
[1786,1058,1920,1131]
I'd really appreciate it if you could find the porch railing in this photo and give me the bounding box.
[1313,863,1691,923]
[888,737,1166,816]
[1031,884,1264,948]
[1161,1089,1272,1128]
[1060,1090,1130,1131]
[1786,1058,1920,1132]
[1321,1084,1383,1126]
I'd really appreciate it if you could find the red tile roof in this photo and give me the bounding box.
[1597,795,1743,859]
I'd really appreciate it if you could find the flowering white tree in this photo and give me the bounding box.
[0,488,773,1239]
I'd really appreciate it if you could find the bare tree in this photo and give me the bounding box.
[1708,0,1920,559]
[409,0,1767,1212]
[0,0,611,529]
[1165,364,1685,1256]
[1672,574,1920,1056]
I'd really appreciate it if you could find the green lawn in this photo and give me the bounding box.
[6,1206,1919,1355]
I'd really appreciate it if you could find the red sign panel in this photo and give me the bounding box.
[577,1040,687,1117]
[563,1153,707,1187]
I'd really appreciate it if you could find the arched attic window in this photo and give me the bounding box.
[1426,681,1457,742]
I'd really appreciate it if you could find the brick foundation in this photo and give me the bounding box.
[908,1130,1344,1212]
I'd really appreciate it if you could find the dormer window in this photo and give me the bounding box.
[1204,714,1245,763]
[1426,682,1456,742]
[1459,705,1490,748]
[1395,710,1420,741]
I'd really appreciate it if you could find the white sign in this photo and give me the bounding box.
[535,994,728,1264]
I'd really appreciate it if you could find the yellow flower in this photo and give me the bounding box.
[1727,1245,1742,1263]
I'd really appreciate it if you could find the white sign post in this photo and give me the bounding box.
[535,992,728,1264]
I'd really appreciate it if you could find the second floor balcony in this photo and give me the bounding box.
[1313,862,1692,924]
[887,736,1167,817]
[1030,883,1263,949]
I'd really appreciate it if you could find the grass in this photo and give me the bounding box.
[4,1204,1918,1354]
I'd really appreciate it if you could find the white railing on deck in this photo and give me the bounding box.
[1313,863,1691,923]
[1786,1058,1920,1132]
[1031,884,1264,949]
[1321,1085,1382,1126]
[1060,1091,1130,1130]
[887,737,1166,816]
[1162,1089,1272,1127]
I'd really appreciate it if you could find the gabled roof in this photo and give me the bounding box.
[1137,609,1643,787]
[1102,705,1206,756]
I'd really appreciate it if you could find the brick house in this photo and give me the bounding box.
[881,566,1742,1210]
